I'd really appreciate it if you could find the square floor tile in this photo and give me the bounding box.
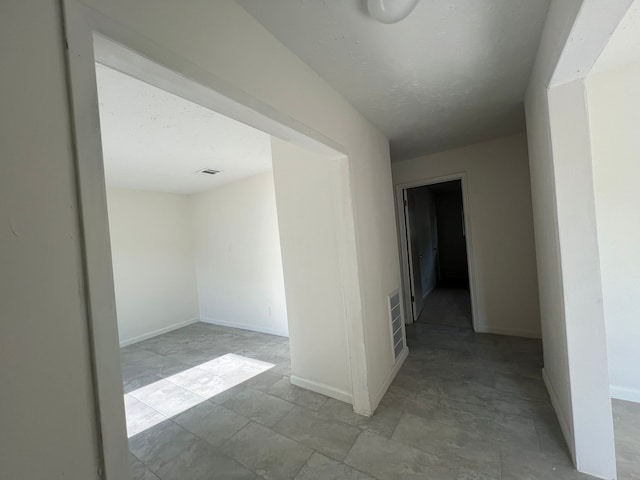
[294,452,374,480]
[500,444,591,480]
[222,422,313,480]
[124,395,168,437]
[129,453,160,480]
[173,401,249,447]
[498,413,539,450]
[222,387,294,427]
[267,378,328,411]
[242,371,283,391]
[318,398,402,439]
[274,406,361,461]
[129,379,206,417]
[154,438,257,480]
[166,367,232,398]
[344,431,455,480]
[391,412,500,477]
[128,421,200,472]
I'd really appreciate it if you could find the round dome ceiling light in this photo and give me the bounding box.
[367,0,420,24]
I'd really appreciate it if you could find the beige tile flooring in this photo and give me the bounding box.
[121,321,636,480]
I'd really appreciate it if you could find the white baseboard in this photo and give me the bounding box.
[611,385,640,403]
[475,325,542,339]
[119,317,200,347]
[290,376,352,404]
[542,368,576,463]
[370,346,409,414]
[200,317,288,338]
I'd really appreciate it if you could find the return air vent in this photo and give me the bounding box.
[198,168,221,175]
[388,289,405,361]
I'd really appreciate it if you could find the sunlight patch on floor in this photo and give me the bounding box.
[124,353,274,437]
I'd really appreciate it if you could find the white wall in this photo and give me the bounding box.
[587,63,640,403]
[106,188,199,346]
[523,0,582,464]
[393,134,541,338]
[546,80,615,478]
[524,1,617,476]
[0,1,102,478]
[192,172,288,337]
[76,0,402,414]
[271,138,353,401]
[3,0,402,474]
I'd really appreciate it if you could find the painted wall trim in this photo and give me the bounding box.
[550,0,636,87]
[611,385,640,404]
[370,346,409,414]
[475,326,542,339]
[200,317,288,338]
[542,368,576,463]
[327,152,372,414]
[119,318,200,347]
[61,3,132,477]
[290,375,352,404]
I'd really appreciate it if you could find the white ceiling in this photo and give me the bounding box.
[591,0,640,74]
[237,0,550,161]
[95,63,272,195]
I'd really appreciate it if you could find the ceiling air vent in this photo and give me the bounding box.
[198,168,221,175]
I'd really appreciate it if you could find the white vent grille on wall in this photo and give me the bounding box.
[388,289,405,360]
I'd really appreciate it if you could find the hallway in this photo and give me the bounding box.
[388,323,596,479]
[121,322,600,480]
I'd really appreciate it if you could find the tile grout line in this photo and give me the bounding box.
[270,408,362,464]
[220,420,311,480]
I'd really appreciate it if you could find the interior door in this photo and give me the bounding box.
[404,189,424,321]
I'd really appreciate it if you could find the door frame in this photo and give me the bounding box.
[402,189,423,321]
[395,172,479,331]
[60,1,370,477]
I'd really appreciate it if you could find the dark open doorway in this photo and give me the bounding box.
[403,179,473,329]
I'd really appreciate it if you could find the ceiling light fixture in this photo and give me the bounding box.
[367,0,419,24]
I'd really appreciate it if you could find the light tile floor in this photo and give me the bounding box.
[613,399,640,480]
[121,321,634,480]
[418,288,473,329]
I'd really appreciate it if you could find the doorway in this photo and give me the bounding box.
[62,13,370,476]
[398,176,477,330]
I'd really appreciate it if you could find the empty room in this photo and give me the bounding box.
[3,1,639,480]
[94,51,376,478]
[96,61,296,463]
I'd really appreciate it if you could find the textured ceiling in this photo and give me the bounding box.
[237,0,550,161]
[96,64,272,195]
[592,0,640,74]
